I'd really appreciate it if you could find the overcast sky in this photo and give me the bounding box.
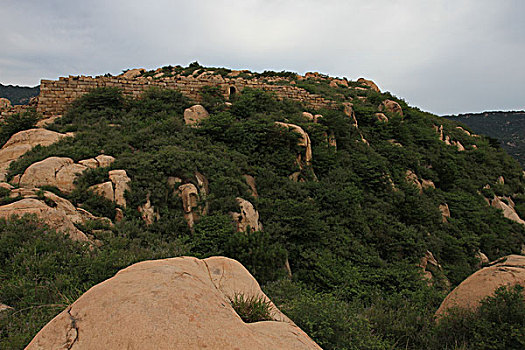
[1,0,524,115]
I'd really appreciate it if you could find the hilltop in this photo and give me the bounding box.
[0,63,524,349]
[445,111,525,168]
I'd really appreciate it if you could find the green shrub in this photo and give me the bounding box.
[435,284,525,349]
[229,293,273,323]
[0,109,39,146]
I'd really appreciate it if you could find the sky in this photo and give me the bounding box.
[1,0,524,115]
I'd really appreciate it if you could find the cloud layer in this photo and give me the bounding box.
[1,0,524,114]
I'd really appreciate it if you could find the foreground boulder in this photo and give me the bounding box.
[436,255,525,317]
[0,129,71,181]
[27,256,321,350]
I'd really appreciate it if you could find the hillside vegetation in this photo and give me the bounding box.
[0,83,40,105]
[445,111,525,168]
[1,65,525,349]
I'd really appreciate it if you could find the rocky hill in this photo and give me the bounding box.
[0,83,39,105]
[0,63,524,349]
[445,111,525,168]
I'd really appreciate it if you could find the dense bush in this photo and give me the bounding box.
[0,109,38,146]
[1,77,524,349]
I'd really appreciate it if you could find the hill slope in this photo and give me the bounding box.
[445,111,525,168]
[1,64,524,349]
[0,83,40,105]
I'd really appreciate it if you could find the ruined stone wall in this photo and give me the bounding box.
[35,74,335,117]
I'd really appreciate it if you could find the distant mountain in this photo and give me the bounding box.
[445,111,525,168]
[0,83,40,105]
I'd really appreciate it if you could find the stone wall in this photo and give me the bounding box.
[34,74,335,117]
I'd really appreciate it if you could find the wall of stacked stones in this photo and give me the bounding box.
[36,75,333,117]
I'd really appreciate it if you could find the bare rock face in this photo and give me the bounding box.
[274,122,312,166]
[0,129,70,181]
[342,102,358,128]
[138,193,159,225]
[379,100,403,117]
[89,181,115,202]
[375,113,388,122]
[405,170,422,192]
[178,183,200,229]
[419,251,450,288]
[108,170,131,208]
[491,196,525,226]
[421,178,435,190]
[0,98,11,110]
[230,197,262,233]
[243,174,258,199]
[436,255,525,317]
[121,68,145,79]
[357,78,380,92]
[19,157,88,194]
[439,203,451,223]
[79,154,115,169]
[26,256,320,350]
[184,105,209,126]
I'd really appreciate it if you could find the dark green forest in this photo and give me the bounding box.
[1,66,525,349]
[446,111,525,168]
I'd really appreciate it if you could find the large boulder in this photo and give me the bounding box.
[19,157,87,193]
[357,78,380,92]
[436,255,525,317]
[379,99,403,117]
[0,97,11,111]
[0,197,89,242]
[178,183,200,229]
[491,196,525,226]
[0,129,70,181]
[274,122,312,166]
[121,68,145,79]
[26,256,321,350]
[108,170,131,207]
[230,197,262,232]
[184,105,209,126]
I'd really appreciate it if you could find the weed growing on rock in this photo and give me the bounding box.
[229,293,273,323]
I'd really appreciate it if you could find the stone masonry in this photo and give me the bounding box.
[28,73,335,118]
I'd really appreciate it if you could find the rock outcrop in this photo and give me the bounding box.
[0,98,11,110]
[375,112,388,122]
[357,78,380,92]
[230,197,262,232]
[108,170,131,208]
[379,99,403,117]
[0,129,71,181]
[26,256,321,350]
[137,193,159,225]
[419,251,450,288]
[0,188,110,242]
[184,104,209,126]
[120,68,145,79]
[274,122,312,166]
[436,255,525,317]
[439,203,451,223]
[243,174,258,198]
[19,157,87,193]
[79,154,115,169]
[491,195,525,226]
[178,183,201,229]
